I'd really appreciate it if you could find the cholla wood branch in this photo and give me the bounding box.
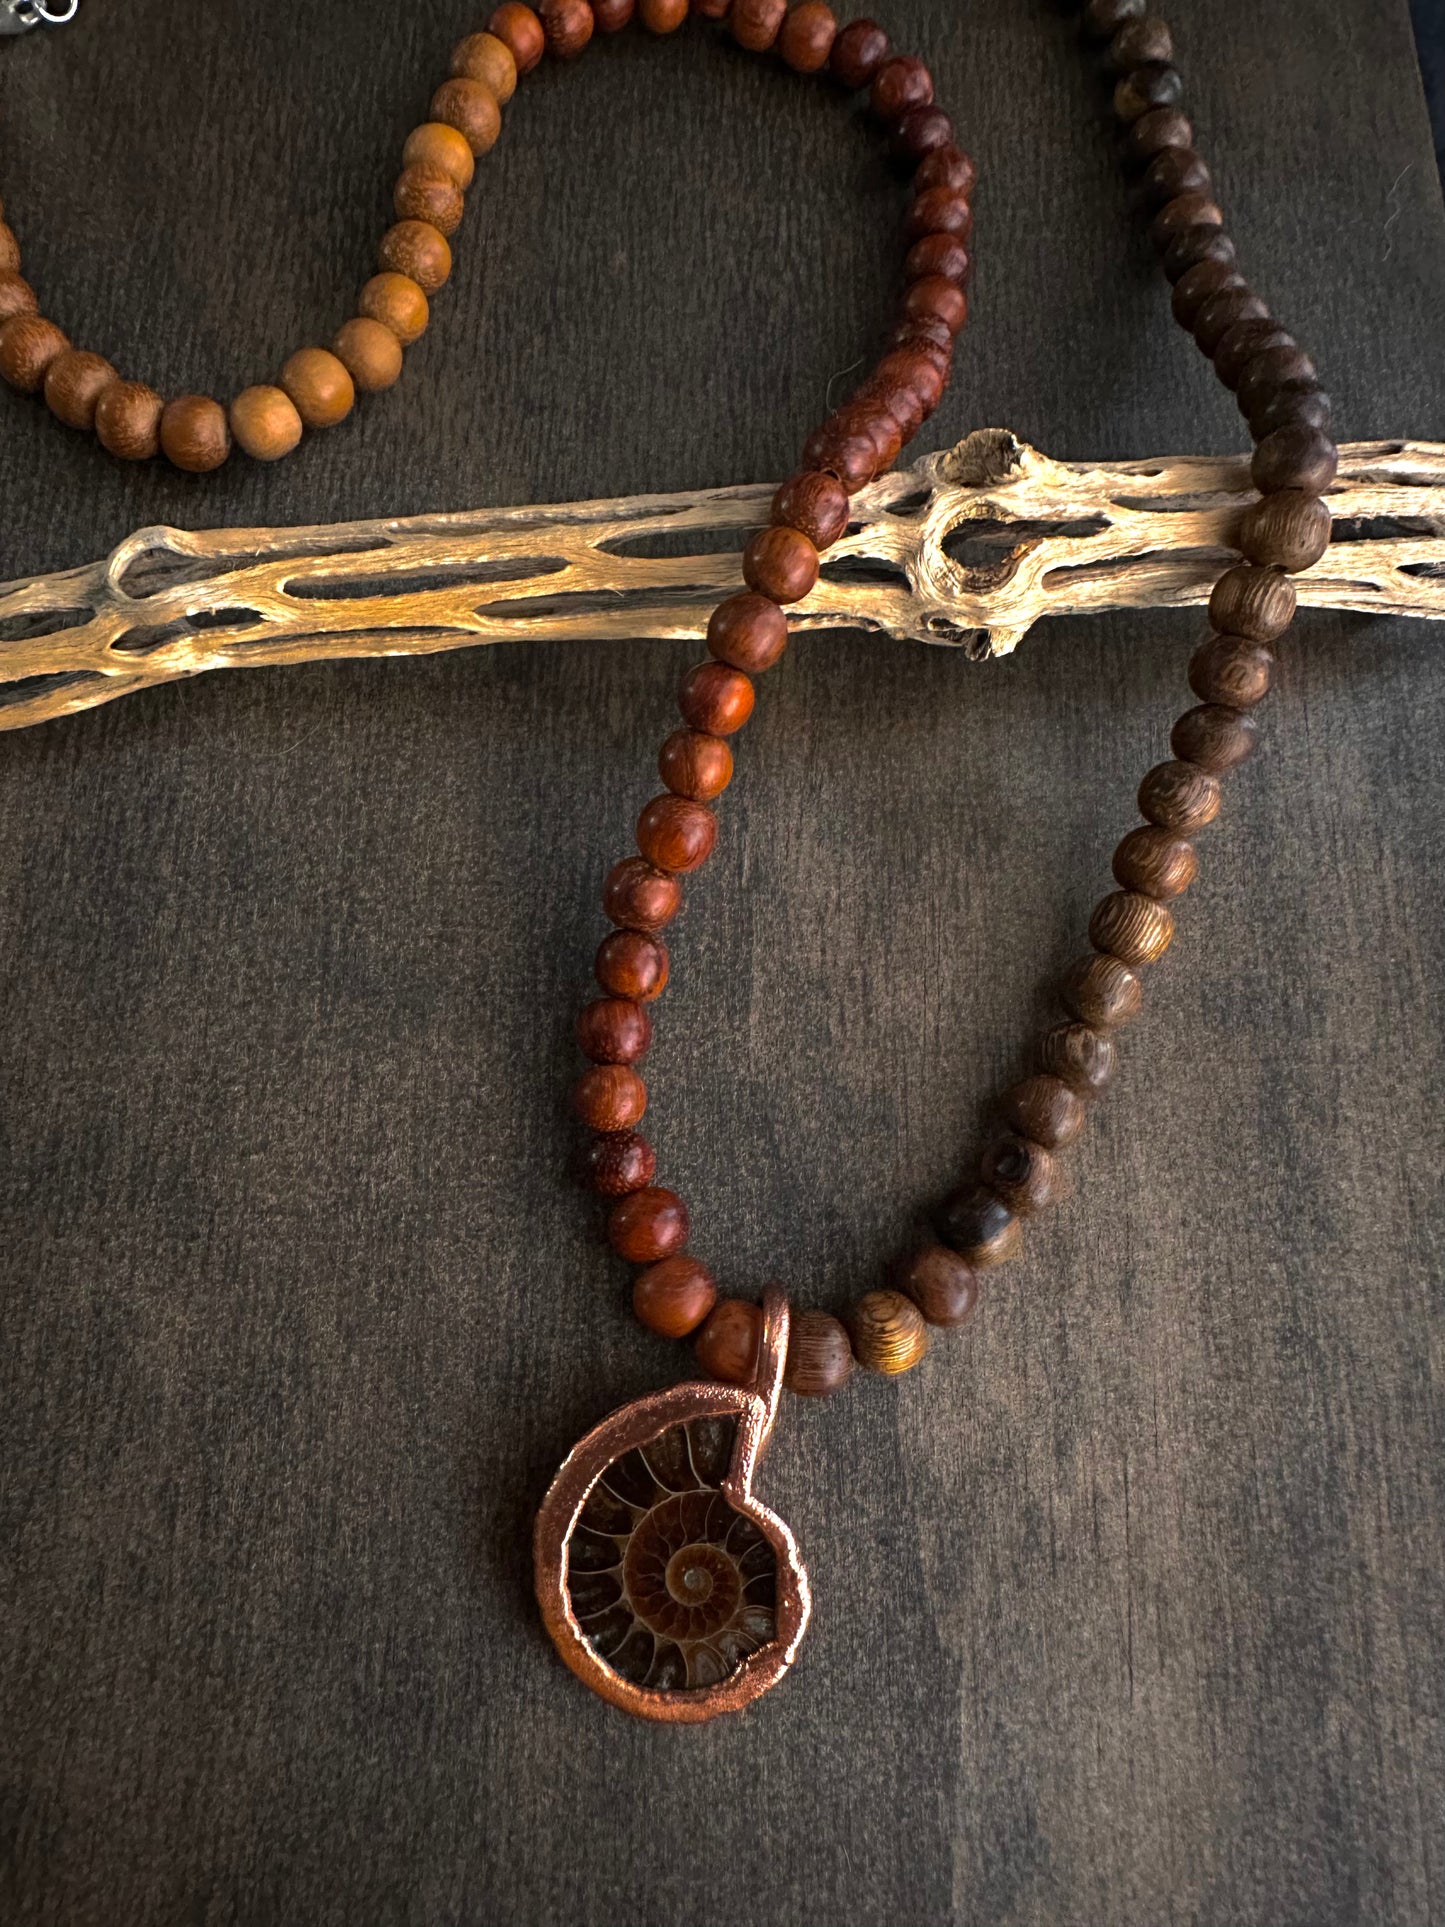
[2,429,1442,732]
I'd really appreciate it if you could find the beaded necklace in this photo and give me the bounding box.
[0,0,1337,1725]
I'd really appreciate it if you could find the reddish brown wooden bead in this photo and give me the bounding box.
[593,0,634,27]
[1252,424,1338,497]
[636,794,718,874]
[1208,564,1296,641]
[1213,319,1291,390]
[576,996,653,1063]
[901,273,967,334]
[772,470,849,550]
[378,221,451,294]
[1188,634,1274,709]
[394,163,466,237]
[869,53,932,124]
[0,314,68,393]
[979,1133,1058,1214]
[1110,16,1173,67]
[1060,953,1143,1029]
[904,231,970,285]
[1239,491,1332,571]
[602,857,682,931]
[658,728,733,802]
[43,349,116,430]
[1170,260,1244,329]
[893,105,954,165]
[999,1074,1086,1149]
[849,1289,928,1375]
[230,385,303,461]
[1038,1022,1117,1099]
[95,380,163,460]
[430,77,503,155]
[0,222,18,274]
[802,412,877,492]
[872,347,946,416]
[1112,824,1198,898]
[489,3,546,70]
[160,394,232,472]
[358,271,430,346]
[692,0,731,17]
[1126,105,1194,163]
[894,1243,980,1327]
[1138,759,1222,832]
[935,1185,1021,1268]
[784,1310,854,1397]
[742,526,819,603]
[1149,192,1223,251]
[595,929,671,1001]
[914,144,977,196]
[332,316,405,392]
[828,16,889,88]
[572,1063,647,1130]
[730,0,786,49]
[639,0,689,28]
[1114,61,1183,124]
[449,33,518,104]
[678,661,755,735]
[1192,287,1269,357]
[609,1185,688,1263]
[695,1297,763,1385]
[403,121,478,189]
[538,0,594,55]
[778,1,837,70]
[1171,704,1257,774]
[280,347,354,429]
[1141,145,1211,209]
[580,1129,657,1196]
[1090,890,1175,966]
[634,1255,717,1338]
[0,272,38,322]
[905,186,972,245]
[707,591,789,673]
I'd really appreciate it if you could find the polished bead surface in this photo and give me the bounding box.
[595,929,670,1002]
[280,348,354,429]
[230,384,304,461]
[869,54,933,124]
[639,0,689,28]
[488,3,547,72]
[1149,191,1223,251]
[905,186,973,245]
[1138,759,1223,832]
[449,32,518,102]
[430,75,503,154]
[1060,953,1143,1029]
[1170,259,1244,328]
[742,526,819,603]
[160,393,231,472]
[1090,890,1175,965]
[403,121,477,190]
[95,380,163,460]
[849,1289,928,1375]
[914,144,977,196]
[576,996,653,1063]
[1188,634,1274,709]
[1141,145,1211,208]
[602,857,682,931]
[538,0,595,56]
[707,592,789,672]
[901,274,967,333]
[771,470,849,549]
[935,1185,1021,1267]
[378,220,452,294]
[634,1255,718,1338]
[999,1074,1085,1149]
[695,1297,763,1385]
[580,1130,657,1196]
[1207,564,1296,641]
[1112,824,1198,898]
[609,1186,689,1264]
[678,661,755,735]
[1113,61,1183,124]
[0,314,69,393]
[572,1063,647,1131]
[0,221,18,274]
[394,163,466,236]
[358,271,429,345]
[778,1,837,70]
[636,794,718,874]
[979,1133,1058,1213]
[893,104,954,164]
[1038,1022,1117,1099]
[730,0,786,49]
[1192,286,1269,356]
[43,349,116,430]
[658,729,733,801]
[904,231,970,285]
[593,0,634,28]
[0,272,37,322]
[1171,704,1258,773]
[1213,319,1292,389]
[894,1243,980,1327]
[828,17,889,89]
[332,316,405,392]
[784,1311,854,1397]
[1239,491,1332,571]
[1251,424,1338,496]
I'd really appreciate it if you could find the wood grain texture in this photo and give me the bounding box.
[1,3,1443,1924]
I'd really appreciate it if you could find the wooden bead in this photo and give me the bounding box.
[828,17,890,89]
[593,0,635,29]
[332,316,404,392]
[1110,17,1173,67]
[801,410,878,492]
[0,314,69,393]
[1237,346,1318,418]
[1162,225,1236,285]
[694,0,731,15]
[778,1,836,68]
[572,1063,647,1130]
[378,221,452,294]
[1060,953,1143,1028]
[904,186,973,245]
[1138,759,1222,832]
[999,1073,1085,1148]
[0,221,18,274]
[1112,824,1197,897]
[935,1186,1021,1268]
[636,794,718,874]
[429,77,502,156]
[707,591,789,672]
[658,728,733,801]
[43,349,116,430]
[1208,563,1296,641]
[1083,0,1144,37]
[580,1129,656,1196]
[893,105,955,166]
[450,33,518,103]
[772,469,849,550]
[869,54,933,125]
[1141,145,1211,209]
[489,2,546,70]
[784,1310,854,1397]
[894,1243,980,1327]
[1113,61,1183,124]
[1247,383,1332,439]
[358,271,429,346]
[678,661,755,735]
[1170,260,1243,328]
[603,856,682,931]
[914,144,977,196]
[229,384,303,461]
[640,0,688,28]
[1192,287,1269,357]
[979,1133,1058,1213]
[696,1298,763,1386]
[402,121,477,189]
[538,0,595,56]
[905,232,970,287]
[1125,105,1193,163]
[608,1185,688,1264]
[576,995,652,1063]
[94,380,163,460]
[1188,634,1273,709]
[1038,1021,1117,1099]
[595,929,670,1001]
[1149,192,1223,251]
[1213,319,1291,390]
[280,348,354,429]
[1251,424,1338,497]
[901,274,967,333]
[849,1289,927,1375]
[1090,890,1175,965]
[730,0,785,49]
[160,393,231,472]
[742,526,819,603]
[1239,491,1332,572]
[1171,704,1257,773]
[394,163,465,237]
[0,272,38,322]
[634,1255,717,1338]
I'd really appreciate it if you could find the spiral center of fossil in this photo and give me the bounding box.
[666,1545,716,1604]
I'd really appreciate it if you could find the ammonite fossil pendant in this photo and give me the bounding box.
[534,1287,810,1721]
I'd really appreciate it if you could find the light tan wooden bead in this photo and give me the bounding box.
[393,163,465,237]
[94,380,163,460]
[450,30,518,101]
[849,1289,928,1375]
[230,384,304,461]
[0,314,69,393]
[358,271,429,346]
[1089,890,1175,965]
[332,317,404,392]
[43,349,117,430]
[280,348,355,429]
[430,76,502,157]
[378,221,452,295]
[159,393,232,472]
[402,121,476,190]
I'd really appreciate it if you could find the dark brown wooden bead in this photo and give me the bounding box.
[0,272,38,322]
[229,385,303,461]
[639,0,689,29]
[43,349,116,430]
[1192,287,1269,357]
[979,1133,1059,1214]
[730,0,786,49]
[828,17,890,89]
[1162,224,1236,285]
[1109,16,1173,68]
[658,728,733,802]
[538,0,595,56]
[904,231,970,285]
[1170,259,1243,328]
[1213,319,1292,390]
[696,1297,763,1385]
[1208,563,1297,641]
[576,996,652,1063]
[999,1073,1086,1149]
[914,144,977,196]
[893,105,954,165]
[595,929,671,1001]
[1141,145,1211,209]
[394,163,465,237]
[0,314,69,393]
[1060,953,1143,1029]
[636,794,718,874]
[1038,1021,1117,1099]
[894,1243,981,1327]
[634,1255,717,1338]
[1251,423,1338,496]
[678,661,755,735]
[784,1310,854,1397]
[849,1289,928,1375]
[1090,890,1175,965]
[160,394,231,472]
[778,2,837,71]
[1112,824,1198,898]
[602,857,682,931]
[1138,759,1223,832]
[1171,704,1258,774]
[358,271,429,346]
[609,1185,688,1264]
[280,348,354,429]
[707,591,789,672]
[95,380,163,460]
[869,53,932,124]
[1083,0,1144,37]
[488,2,546,71]
[572,1063,647,1131]
[580,1129,657,1196]
[1150,192,1223,251]
[1247,383,1332,439]
[936,1185,1021,1268]
[378,220,451,294]
[332,316,405,392]
[1188,634,1274,708]
[1114,62,1184,124]
[1237,346,1318,419]
[593,0,634,28]
[772,470,849,550]
[1239,490,1332,571]
[905,186,972,245]
[742,526,818,604]
[1125,106,1194,163]
[449,33,518,104]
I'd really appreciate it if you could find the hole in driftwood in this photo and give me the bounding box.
[116,537,389,598]
[0,608,94,644]
[0,670,106,710]
[110,609,264,656]
[285,558,569,600]
[885,488,933,515]
[471,586,718,622]
[602,526,750,562]
[818,554,909,589]
[1329,515,1441,544]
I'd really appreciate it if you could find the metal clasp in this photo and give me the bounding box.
[1,0,78,34]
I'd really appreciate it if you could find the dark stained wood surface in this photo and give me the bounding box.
[2,4,1444,1922]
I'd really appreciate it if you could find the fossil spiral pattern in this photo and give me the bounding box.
[565,1416,778,1690]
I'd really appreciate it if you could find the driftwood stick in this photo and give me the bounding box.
[1,429,1441,732]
